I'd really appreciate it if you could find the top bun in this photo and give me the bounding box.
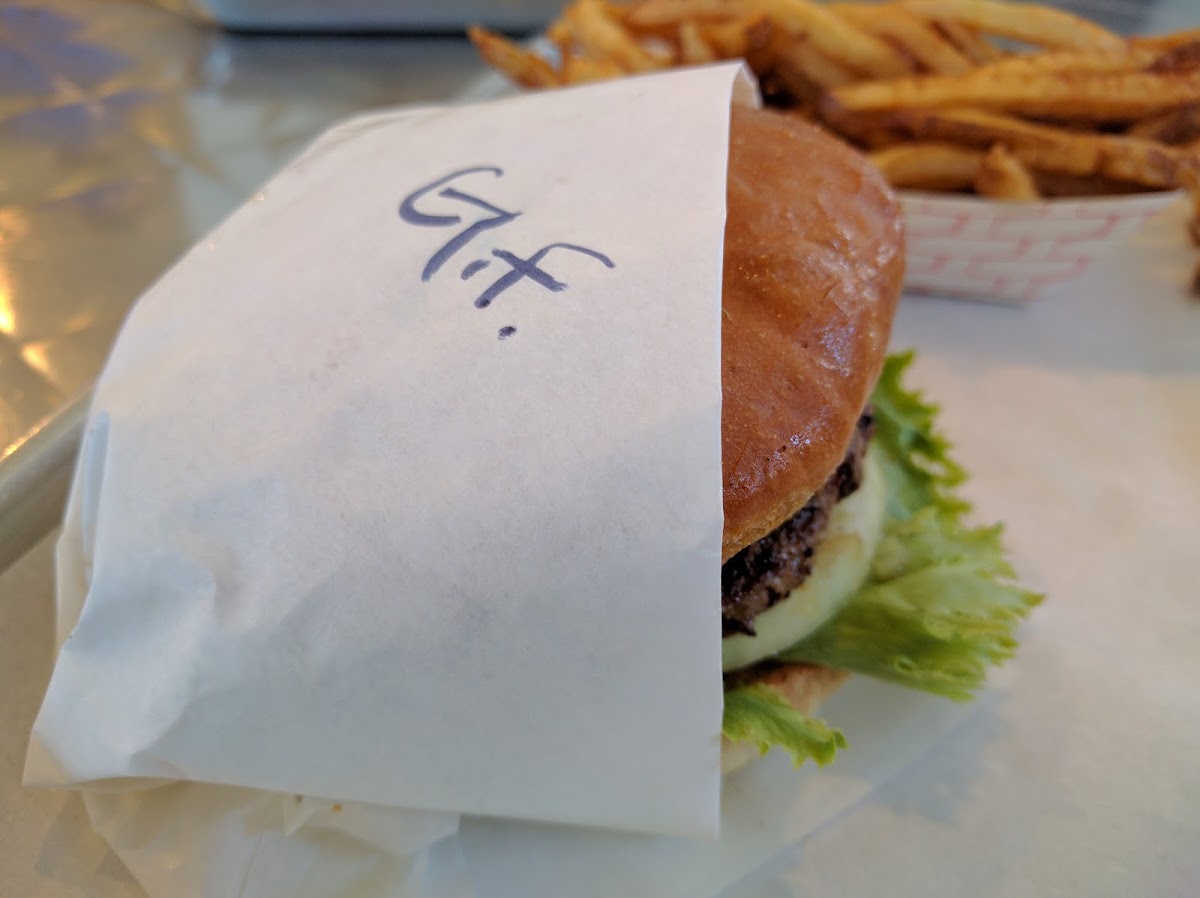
[721,106,904,561]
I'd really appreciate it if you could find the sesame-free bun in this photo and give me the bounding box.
[721,107,904,561]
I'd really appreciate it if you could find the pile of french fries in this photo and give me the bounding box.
[470,0,1200,212]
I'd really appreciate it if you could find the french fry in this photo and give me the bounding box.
[899,0,1124,52]
[472,0,1200,266]
[831,4,974,75]
[546,18,573,55]
[749,32,814,105]
[565,0,666,72]
[971,46,1159,76]
[1130,29,1200,52]
[467,26,561,88]
[678,20,719,63]
[1032,171,1147,197]
[932,19,1006,64]
[1145,40,1200,74]
[999,139,1180,190]
[743,25,785,79]
[866,107,1189,189]
[560,54,628,82]
[702,14,772,57]
[757,0,916,77]
[974,143,1040,199]
[869,141,984,189]
[776,36,857,89]
[625,0,743,27]
[828,68,1200,121]
[764,61,820,107]
[1128,105,1200,146]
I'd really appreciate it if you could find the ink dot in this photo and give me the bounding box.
[498,326,517,340]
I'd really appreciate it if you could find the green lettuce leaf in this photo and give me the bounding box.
[870,349,969,521]
[721,351,1042,764]
[722,684,847,767]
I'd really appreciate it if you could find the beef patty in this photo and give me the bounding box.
[721,410,874,636]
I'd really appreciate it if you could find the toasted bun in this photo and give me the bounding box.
[721,662,850,774]
[721,107,904,561]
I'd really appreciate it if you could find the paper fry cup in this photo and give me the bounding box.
[899,189,1187,304]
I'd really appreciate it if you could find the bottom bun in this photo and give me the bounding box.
[721,663,850,774]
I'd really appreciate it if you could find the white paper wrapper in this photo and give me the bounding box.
[26,63,763,844]
[59,676,988,898]
[901,189,1186,303]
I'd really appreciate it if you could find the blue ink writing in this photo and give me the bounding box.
[475,243,615,309]
[399,167,518,283]
[399,167,615,339]
[461,259,491,280]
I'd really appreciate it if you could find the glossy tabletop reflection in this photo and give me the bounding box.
[0,0,493,567]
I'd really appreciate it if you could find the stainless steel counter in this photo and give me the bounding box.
[0,0,496,570]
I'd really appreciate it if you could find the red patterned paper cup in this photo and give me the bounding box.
[900,189,1186,304]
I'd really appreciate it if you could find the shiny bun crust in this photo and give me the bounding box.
[721,107,904,561]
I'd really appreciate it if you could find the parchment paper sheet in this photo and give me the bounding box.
[26,64,757,841]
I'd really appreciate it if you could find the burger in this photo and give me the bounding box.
[716,105,1039,771]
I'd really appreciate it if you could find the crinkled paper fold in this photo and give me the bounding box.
[27,64,763,848]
